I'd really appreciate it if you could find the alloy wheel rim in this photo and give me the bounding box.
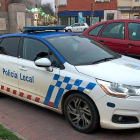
[67,98,92,129]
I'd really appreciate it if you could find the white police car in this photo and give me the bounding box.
[1,26,140,133]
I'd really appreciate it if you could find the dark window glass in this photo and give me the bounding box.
[107,13,114,20]
[23,38,49,61]
[81,23,85,26]
[101,22,125,39]
[50,52,60,68]
[74,24,80,26]
[0,37,20,57]
[23,38,60,68]
[128,23,140,41]
[88,24,105,36]
[46,36,119,66]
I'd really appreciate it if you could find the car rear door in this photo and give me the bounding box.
[97,21,128,54]
[0,37,20,95]
[72,23,80,32]
[18,37,61,107]
[80,23,85,32]
[126,21,140,58]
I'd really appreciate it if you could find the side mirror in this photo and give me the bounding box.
[35,58,51,67]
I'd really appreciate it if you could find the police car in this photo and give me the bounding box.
[1,26,140,133]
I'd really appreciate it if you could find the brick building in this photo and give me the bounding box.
[57,0,117,26]
[0,0,12,11]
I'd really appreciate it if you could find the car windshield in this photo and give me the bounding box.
[45,35,120,66]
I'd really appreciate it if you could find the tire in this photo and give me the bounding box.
[84,28,87,32]
[64,93,100,133]
[68,29,72,32]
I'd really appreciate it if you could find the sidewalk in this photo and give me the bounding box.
[0,94,140,140]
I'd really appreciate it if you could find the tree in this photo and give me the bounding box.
[41,3,54,16]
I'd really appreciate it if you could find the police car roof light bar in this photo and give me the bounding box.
[23,26,66,33]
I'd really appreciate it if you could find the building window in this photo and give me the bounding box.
[83,17,86,23]
[59,18,61,25]
[71,17,75,25]
[135,0,140,2]
[95,0,110,2]
[68,17,70,26]
[107,13,114,20]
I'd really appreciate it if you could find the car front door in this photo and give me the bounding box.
[0,37,20,95]
[127,22,140,58]
[18,37,60,107]
[97,22,128,54]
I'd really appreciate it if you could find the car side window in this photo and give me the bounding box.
[50,52,60,68]
[22,38,49,61]
[128,23,140,41]
[88,24,105,36]
[100,22,125,39]
[0,37,20,57]
[22,38,60,68]
[74,24,80,27]
[81,23,85,26]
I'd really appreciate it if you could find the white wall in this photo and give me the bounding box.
[59,0,67,5]
[104,10,117,21]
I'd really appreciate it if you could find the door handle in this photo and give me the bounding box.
[128,43,134,46]
[19,66,27,71]
[99,40,104,42]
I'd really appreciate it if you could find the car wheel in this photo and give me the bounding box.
[68,29,72,32]
[64,93,100,133]
[84,28,87,31]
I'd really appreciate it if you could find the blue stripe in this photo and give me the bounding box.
[44,85,55,105]
[63,76,71,83]
[86,83,96,90]
[74,79,83,86]
[53,74,60,80]
[53,88,64,108]
[77,87,85,92]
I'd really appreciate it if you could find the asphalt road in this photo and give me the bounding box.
[0,94,140,140]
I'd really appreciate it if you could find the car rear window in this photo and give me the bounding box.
[88,24,105,36]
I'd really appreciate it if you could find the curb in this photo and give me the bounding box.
[0,122,27,140]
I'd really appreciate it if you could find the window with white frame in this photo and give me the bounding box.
[95,0,110,2]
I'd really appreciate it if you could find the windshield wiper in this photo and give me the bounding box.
[92,57,117,64]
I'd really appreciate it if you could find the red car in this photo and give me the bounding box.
[83,19,140,59]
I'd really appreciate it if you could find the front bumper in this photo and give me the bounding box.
[96,95,140,129]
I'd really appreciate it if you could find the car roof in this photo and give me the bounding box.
[93,19,140,26]
[0,31,81,39]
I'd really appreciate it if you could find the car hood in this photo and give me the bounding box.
[75,56,140,86]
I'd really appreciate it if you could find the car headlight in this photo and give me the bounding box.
[97,79,140,98]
